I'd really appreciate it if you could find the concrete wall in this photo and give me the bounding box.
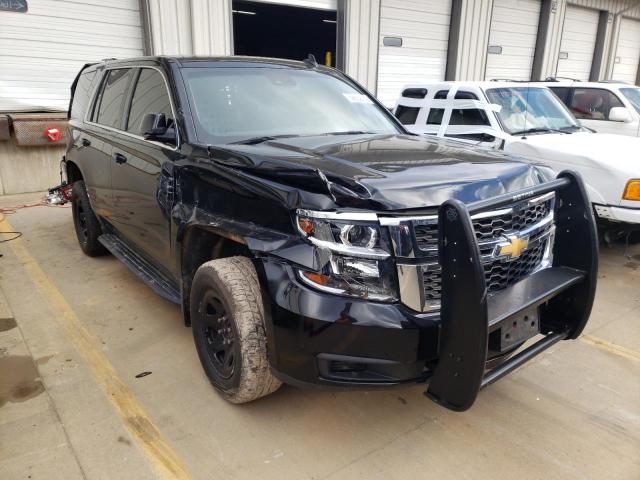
[344,0,381,93]
[0,141,63,195]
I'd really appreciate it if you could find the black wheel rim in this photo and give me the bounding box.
[199,291,235,379]
[73,201,89,242]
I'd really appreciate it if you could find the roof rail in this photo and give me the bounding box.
[489,78,530,83]
[544,76,581,82]
[599,79,628,84]
[101,58,118,62]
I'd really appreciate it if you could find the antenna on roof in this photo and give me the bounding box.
[303,54,318,68]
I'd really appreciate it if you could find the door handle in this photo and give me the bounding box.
[81,138,91,147]
[114,153,128,165]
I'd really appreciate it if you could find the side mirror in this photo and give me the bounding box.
[609,107,633,123]
[141,113,176,144]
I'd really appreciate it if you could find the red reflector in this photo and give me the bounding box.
[45,126,61,142]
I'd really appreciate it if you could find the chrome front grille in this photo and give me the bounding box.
[472,199,552,241]
[393,192,556,312]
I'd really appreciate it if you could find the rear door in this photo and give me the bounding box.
[83,68,136,219]
[109,67,177,272]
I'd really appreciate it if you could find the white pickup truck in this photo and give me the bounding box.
[394,81,640,231]
[543,80,640,137]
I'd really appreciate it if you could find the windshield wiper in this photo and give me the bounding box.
[559,125,583,132]
[512,127,569,136]
[230,134,301,145]
[322,131,378,136]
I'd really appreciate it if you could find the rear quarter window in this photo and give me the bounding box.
[395,105,420,125]
[70,70,97,121]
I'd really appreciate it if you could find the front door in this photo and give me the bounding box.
[109,67,177,273]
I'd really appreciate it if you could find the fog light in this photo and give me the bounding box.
[623,180,640,201]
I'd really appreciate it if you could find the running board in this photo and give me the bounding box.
[98,234,180,304]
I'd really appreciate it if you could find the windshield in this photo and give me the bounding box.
[621,88,640,114]
[181,66,400,144]
[485,87,580,134]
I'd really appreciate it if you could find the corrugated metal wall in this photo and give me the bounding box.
[452,0,494,80]
[0,0,144,112]
[343,0,381,93]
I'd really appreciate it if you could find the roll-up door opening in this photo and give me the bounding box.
[232,0,337,66]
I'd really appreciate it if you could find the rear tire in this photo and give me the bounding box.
[71,180,106,257]
[190,256,281,403]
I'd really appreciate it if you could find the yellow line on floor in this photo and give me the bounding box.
[581,334,640,362]
[1,216,192,480]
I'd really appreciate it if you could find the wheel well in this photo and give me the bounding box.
[66,161,83,183]
[180,226,252,325]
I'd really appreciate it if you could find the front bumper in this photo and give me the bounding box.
[260,259,437,388]
[261,171,598,411]
[593,203,640,225]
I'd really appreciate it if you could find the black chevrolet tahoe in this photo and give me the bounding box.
[56,56,598,411]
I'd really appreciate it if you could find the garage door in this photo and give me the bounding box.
[485,0,541,81]
[556,6,599,81]
[612,17,640,85]
[377,0,452,107]
[0,0,144,112]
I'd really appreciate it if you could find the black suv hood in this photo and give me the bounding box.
[208,134,553,211]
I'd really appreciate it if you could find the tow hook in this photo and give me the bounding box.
[47,182,73,205]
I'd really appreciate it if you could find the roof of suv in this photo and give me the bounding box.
[92,55,323,70]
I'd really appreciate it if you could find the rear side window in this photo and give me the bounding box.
[70,70,97,121]
[126,69,174,136]
[395,105,420,125]
[570,88,624,121]
[454,91,478,100]
[450,108,490,126]
[401,88,428,99]
[549,87,570,104]
[427,108,444,125]
[94,68,135,129]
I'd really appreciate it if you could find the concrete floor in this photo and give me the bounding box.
[0,192,638,480]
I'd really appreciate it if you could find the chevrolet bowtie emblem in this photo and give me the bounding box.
[498,235,530,259]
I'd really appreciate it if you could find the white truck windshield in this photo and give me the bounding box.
[621,88,640,113]
[486,87,580,135]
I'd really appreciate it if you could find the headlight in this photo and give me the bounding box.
[295,210,397,301]
[623,179,640,201]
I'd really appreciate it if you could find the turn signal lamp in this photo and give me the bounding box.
[623,180,640,201]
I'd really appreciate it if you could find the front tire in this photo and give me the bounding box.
[71,180,106,256]
[190,256,281,403]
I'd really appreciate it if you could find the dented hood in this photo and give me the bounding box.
[209,134,553,211]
